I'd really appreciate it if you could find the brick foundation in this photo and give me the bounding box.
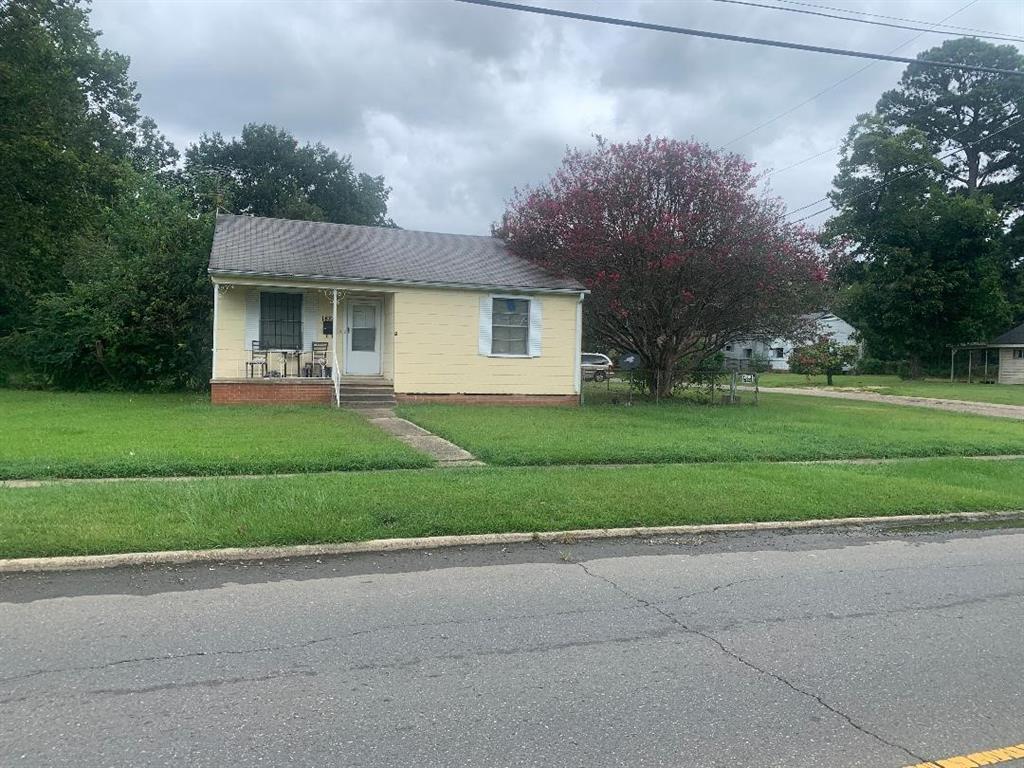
[211,379,334,406]
[395,393,579,406]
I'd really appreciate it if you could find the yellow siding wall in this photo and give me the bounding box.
[213,285,247,379]
[213,279,580,394]
[998,348,1024,384]
[393,288,578,395]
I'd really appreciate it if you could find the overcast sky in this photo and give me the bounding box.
[90,0,1024,235]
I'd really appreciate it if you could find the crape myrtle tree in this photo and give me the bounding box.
[499,136,831,397]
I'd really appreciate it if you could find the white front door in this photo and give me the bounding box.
[344,300,382,375]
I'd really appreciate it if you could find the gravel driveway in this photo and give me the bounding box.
[751,386,1024,420]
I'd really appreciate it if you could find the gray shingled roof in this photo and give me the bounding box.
[208,214,583,292]
[991,321,1024,346]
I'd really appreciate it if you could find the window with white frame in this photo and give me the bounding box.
[773,347,785,358]
[491,296,532,358]
[479,294,541,358]
[1013,349,1024,359]
[491,297,530,355]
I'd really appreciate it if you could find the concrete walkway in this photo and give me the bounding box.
[4,453,1023,489]
[355,407,484,467]
[750,386,1024,420]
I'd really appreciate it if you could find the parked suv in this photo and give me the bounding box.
[581,352,614,382]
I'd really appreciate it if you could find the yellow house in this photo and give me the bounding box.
[209,214,587,406]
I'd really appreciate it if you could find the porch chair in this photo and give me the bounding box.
[304,341,329,377]
[245,340,268,378]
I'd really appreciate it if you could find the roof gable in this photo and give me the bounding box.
[992,321,1024,346]
[208,214,583,293]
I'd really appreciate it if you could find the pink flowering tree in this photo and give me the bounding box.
[499,137,831,397]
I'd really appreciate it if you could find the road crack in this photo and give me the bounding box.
[576,561,927,764]
[0,601,647,688]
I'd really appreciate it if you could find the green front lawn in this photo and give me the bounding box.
[0,390,432,479]
[2,458,1023,558]
[398,394,1024,466]
[757,373,1024,406]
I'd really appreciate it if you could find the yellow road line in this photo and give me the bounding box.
[905,742,1024,767]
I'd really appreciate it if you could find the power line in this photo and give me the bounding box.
[787,112,1024,224]
[454,0,1024,76]
[776,0,1017,40]
[708,0,1024,44]
[719,0,980,148]
[768,82,1024,183]
[764,144,840,179]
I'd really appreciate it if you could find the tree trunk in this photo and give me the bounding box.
[965,148,980,194]
[646,353,677,399]
[826,369,834,386]
[908,354,923,380]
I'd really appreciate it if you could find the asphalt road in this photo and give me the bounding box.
[2,523,1023,767]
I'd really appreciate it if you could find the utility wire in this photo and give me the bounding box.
[767,80,1024,182]
[708,0,1024,44]
[719,0,980,148]
[787,112,1024,224]
[454,0,1024,76]
[764,144,840,179]
[776,0,1017,40]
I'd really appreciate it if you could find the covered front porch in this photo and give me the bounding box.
[211,280,396,405]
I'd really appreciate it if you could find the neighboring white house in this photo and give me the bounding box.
[989,321,1024,385]
[723,312,859,371]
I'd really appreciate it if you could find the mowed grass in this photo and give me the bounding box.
[0,390,431,479]
[758,373,1024,406]
[2,458,1023,558]
[397,394,1024,466]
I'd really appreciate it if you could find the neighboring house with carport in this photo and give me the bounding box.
[209,214,586,406]
[723,312,859,371]
[992,321,1024,383]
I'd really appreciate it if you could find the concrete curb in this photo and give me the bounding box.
[1,510,1021,574]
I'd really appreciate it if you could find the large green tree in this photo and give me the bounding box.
[12,169,214,390]
[0,0,176,338]
[825,117,1010,375]
[824,39,1023,374]
[876,38,1024,210]
[185,124,393,226]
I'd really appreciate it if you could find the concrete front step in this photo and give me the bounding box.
[338,377,392,386]
[336,373,395,408]
[342,387,396,396]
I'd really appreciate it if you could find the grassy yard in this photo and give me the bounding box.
[0,390,431,479]
[398,393,1024,466]
[2,458,1023,558]
[757,373,1024,406]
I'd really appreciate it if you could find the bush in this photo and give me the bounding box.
[855,358,900,375]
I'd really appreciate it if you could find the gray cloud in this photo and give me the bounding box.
[91,0,1023,235]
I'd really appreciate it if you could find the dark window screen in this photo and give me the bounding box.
[260,292,302,350]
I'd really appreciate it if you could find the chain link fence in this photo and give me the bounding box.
[581,361,761,406]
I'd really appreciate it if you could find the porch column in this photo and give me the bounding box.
[211,283,220,378]
[331,289,340,407]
